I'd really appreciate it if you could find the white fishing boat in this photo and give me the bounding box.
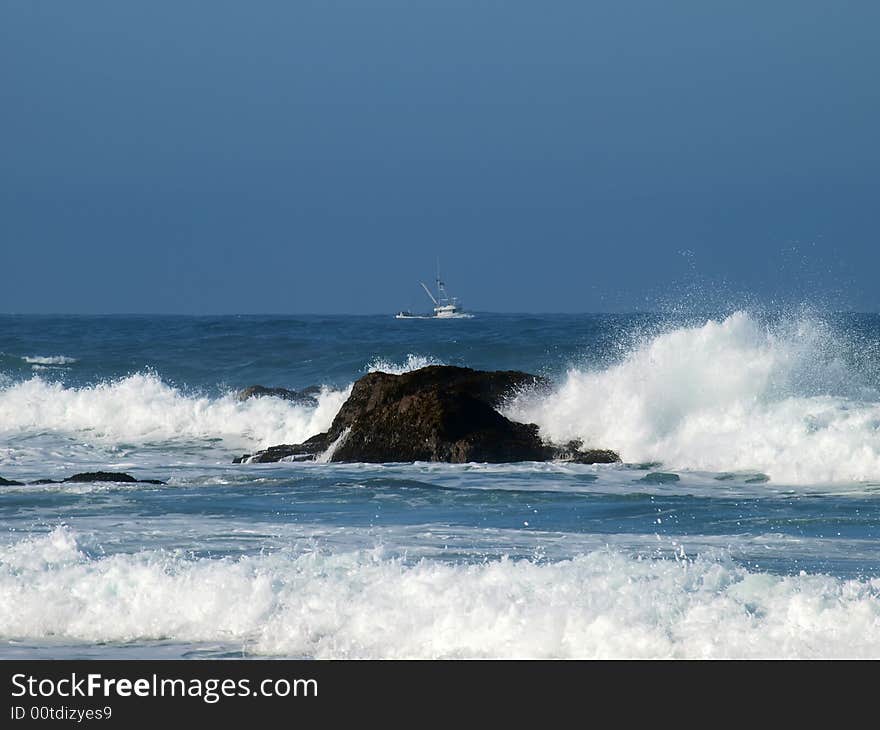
[396,263,474,319]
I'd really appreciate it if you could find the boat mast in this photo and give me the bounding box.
[420,281,438,305]
[436,257,447,303]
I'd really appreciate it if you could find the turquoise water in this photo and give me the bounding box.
[2,312,880,658]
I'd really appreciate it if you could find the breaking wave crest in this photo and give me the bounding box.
[366,354,443,375]
[2,527,879,658]
[510,311,880,484]
[0,372,349,451]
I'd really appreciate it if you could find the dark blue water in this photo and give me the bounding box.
[0,313,656,390]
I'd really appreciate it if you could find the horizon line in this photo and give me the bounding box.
[1,309,877,317]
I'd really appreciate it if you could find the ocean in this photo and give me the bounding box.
[1,311,880,659]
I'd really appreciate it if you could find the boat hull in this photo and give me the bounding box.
[395,312,474,319]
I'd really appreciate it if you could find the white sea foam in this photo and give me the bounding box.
[367,354,443,375]
[1,527,879,658]
[22,355,77,365]
[316,427,351,463]
[0,372,349,452]
[509,311,880,484]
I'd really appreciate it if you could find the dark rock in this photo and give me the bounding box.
[9,472,165,485]
[325,366,549,463]
[236,385,319,407]
[553,440,622,464]
[64,472,138,483]
[564,449,621,464]
[235,365,619,465]
[234,434,327,464]
[62,472,166,485]
[0,476,24,486]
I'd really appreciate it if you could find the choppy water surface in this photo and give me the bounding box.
[2,312,880,658]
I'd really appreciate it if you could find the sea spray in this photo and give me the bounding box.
[366,354,444,375]
[508,311,880,483]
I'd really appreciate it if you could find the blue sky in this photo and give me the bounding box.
[2,1,878,313]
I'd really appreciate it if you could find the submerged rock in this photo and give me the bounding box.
[639,472,680,484]
[4,472,166,486]
[61,472,166,485]
[236,385,319,407]
[714,471,770,484]
[235,365,620,465]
